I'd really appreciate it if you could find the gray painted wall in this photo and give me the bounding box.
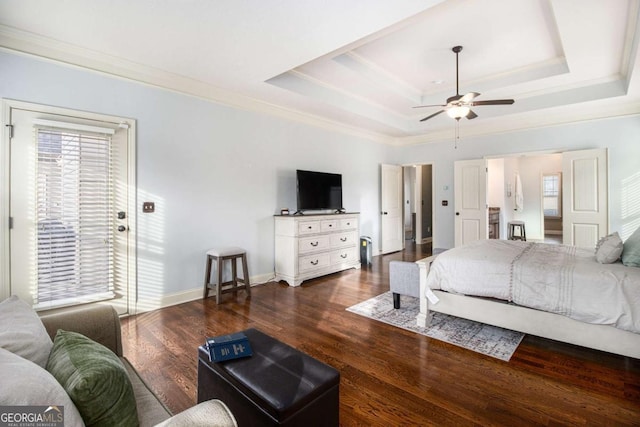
[0,51,390,306]
[2,50,640,306]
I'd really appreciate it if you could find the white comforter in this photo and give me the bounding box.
[426,239,640,334]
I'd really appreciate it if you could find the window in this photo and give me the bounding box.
[543,173,562,218]
[35,125,115,307]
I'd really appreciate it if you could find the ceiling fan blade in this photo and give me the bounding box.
[412,104,446,109]
[466,110,478,120]
[470,99,514,106]
[420,109,445,122]
[459,92,480,104]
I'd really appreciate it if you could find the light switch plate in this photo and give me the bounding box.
[142,202,155,213]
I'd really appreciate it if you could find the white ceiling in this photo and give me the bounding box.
[1,0,639,144]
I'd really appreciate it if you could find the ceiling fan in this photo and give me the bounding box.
[415,46,514,122]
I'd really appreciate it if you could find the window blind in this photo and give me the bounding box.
[543,175,560,217]
[34,125,115,308]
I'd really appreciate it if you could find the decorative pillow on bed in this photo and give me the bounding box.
[595,232,624,264]
[622,227,640,267]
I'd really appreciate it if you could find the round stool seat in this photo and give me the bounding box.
[206,247,246,257]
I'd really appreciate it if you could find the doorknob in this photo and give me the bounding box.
[456,212,460,216]
[381,211,388,215]
[117,225,127,232]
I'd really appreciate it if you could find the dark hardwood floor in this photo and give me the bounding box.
[121,244,640,426]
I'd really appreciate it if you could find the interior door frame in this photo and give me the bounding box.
[402,162,436,248]
[0,99,137,313]
[483,148,607,246]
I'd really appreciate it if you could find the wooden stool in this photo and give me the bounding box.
[203,247,251,304]
[508,221,526,241]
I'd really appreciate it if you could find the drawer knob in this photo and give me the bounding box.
[310,241,319,247]
[340,237,347,242]
[308,226,312,229]
[328,224,332,227]
[341,254,347,259]
[310,260,319,265]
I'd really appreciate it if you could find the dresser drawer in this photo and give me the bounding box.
[339,218,358,230]
[298,253,330,273]
[330,247,358,265]
[320,220,338,232]
[298,235,330,254]
[330,231,357,248]
[298,221,320,235]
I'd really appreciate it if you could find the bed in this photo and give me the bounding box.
[416,239,640,359]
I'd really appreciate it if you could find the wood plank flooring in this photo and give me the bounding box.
[121,244,640,426]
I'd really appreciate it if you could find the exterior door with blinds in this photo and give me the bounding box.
[6,102,135,314]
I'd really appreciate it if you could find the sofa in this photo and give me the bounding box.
[0,296,237,426]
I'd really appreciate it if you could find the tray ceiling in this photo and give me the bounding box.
[1,0,639,144]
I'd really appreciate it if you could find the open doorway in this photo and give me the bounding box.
[487,153,563,243]
[403,164,433,245]
[542,172,563,243]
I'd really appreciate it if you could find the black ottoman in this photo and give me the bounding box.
[197,328,340,426]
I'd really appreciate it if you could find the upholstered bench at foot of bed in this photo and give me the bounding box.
[197,328,340,426]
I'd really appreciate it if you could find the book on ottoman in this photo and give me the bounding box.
[205,332,253,362]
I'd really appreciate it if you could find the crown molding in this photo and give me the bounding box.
[0,25,395,145]
[2,24,638,149]
[395,100,640,146]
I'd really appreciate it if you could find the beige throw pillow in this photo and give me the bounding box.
[595,232,624,264]
[0,347,85,426]
[0,295,53,368]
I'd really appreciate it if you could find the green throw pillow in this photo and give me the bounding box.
[622,227,640,267]
[46,330,139,427]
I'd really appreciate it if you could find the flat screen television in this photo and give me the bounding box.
[296,170,343,212]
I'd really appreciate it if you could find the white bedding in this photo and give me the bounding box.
[426,239,640,334]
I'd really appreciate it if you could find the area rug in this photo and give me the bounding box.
[346,292,524,361]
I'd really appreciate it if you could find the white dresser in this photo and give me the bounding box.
[274,213,361,287]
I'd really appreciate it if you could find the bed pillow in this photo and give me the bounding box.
[0,347,85,426]
[0,295,53,368]
[622,227,640,267]
[595,232,624,264]
[46,330,139,427]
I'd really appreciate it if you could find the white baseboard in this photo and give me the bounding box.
[131,272,274,315]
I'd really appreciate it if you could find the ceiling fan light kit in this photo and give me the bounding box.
[447,105,470,119]
[415,46,515,122]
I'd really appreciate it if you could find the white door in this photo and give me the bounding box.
[381,164,403,254]
[5,102,135,314]
[454,159,488,247]
[562,148,608,248]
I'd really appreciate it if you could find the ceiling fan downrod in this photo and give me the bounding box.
[453,45,463,97]
[414,45,514,123]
